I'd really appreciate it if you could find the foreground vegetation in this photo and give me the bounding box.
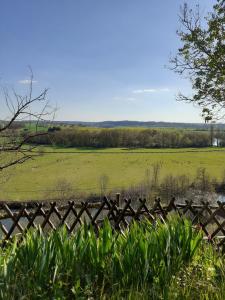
[0,217,202,299]
[1,217,225,299]
[1,147,225,201]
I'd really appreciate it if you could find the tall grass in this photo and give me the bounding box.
[0,217,202,299]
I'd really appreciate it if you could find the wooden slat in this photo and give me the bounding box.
[0,197,225,248]
[3,205,25,240]
[69,202,88,233]
[40,202,57,230]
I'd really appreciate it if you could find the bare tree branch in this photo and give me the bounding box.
[0,69,56,171]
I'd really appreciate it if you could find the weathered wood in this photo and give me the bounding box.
[3,204,25,240]
[1,197,225,247]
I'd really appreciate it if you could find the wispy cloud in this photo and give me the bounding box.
[133,89,156,94]
[113,87,171,103]
[18,79,38,85]
[132,88,170,94]
[159,88,170,92]
[113,96,136,102]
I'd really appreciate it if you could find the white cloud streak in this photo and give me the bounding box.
[133,89,156,94]
[113,87,171,103]
[113,96,136,102]
[18,79,38,85]
[160,88,170,92]
[132,88,170,94]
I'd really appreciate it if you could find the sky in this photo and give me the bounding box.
[0,0,214,123]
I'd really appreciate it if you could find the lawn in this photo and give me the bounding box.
[1,146,225,201]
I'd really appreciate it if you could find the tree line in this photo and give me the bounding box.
[25,127,218,148]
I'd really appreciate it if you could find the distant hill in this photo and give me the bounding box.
[54,120,225,130]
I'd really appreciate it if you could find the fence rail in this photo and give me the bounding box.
[1,195,225,246]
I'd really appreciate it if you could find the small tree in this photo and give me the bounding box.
[0,69,54,171]
[170,1,225,121]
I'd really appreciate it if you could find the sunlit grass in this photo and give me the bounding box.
[0,217,202,299]
[1,146,225,201]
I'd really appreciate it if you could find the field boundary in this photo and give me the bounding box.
[19,148,225,154]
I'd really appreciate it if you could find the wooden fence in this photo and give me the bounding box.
[1,195,225,246]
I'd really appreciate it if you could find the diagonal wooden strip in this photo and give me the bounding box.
[216,202,225,219]
[152,198,167,220]
[4,205,25,240]
[91,200,106,224]
[23,209,38,229]
[174,201,192,217]
[0,222,9,238]
[52,204,70,231]
[181,200,194,215]
[182,202,224,238]
[110,199,129,228]
[50,204,66,227]
[25,204,43,231]
[217,236,225,247]
[169,202,185,218]
[202,203,225,237]
[82,204,101,232]
[69,202,88,233]
[58,201,75,229]
[104,197,118,223]
[118,199,138,227]
[103,197,126,230]
[124,199,153,223]
[211,219,225,239]
[52,206,62,221]
[40,202,57,230]
[138,199,155,222]
[210,204,225,238]
[202,204,219,227]
[3,204,24,232]
[70,206,83,226]
[125,199,154,224]
[114,199,132,229]
[103,197,127,229]
[191,201,209,224]
[182,200,200,220]
[124,199,139,220]
[85,200,106,227]
[166,197,176,212]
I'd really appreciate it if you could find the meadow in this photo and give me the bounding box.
[1,146,225,201]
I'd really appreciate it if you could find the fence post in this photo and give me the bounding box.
[116,193,121,207]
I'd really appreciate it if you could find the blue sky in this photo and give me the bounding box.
[0,0,214,122]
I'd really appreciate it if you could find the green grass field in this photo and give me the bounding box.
[1,146,225,201]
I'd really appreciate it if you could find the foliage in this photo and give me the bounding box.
[0,217,202,299]
[171,0,225,121]
[29,127,212,148]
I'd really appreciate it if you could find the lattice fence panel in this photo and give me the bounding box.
[1,197,225,247]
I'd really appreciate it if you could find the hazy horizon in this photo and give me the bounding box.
[53,119,217,125]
